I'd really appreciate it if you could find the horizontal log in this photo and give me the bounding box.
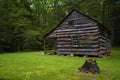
[57,50,99,53]
[56,34,71,37]
[57,40,99,45]
[72,45,79,47]
[72,29,98,34]
[74,23,97,27]
[99,35,106,40]
[77,26,98,31]
[79,35,98,41]
[57,38,71,40]
[57,40,71,44]
[99,38,106,43]
[99,28,110,35]
[57,48,99,52]
[56,33,98,38]
[57,41,71,44]
[100,51,106,54]
[100,33,107,38]
[78,32,98,36]
[57,52,98,55]
[100,47,106,50]
[46,27,98,39]
[100,34,107,38]
[59,23,97,29]
[100,43,106,47]
[100,43,106,45]
[56,26,98,32]
[79,38,98,42]
[56,30,99,35]
[79,41,98,44]
[57,27,98,33]
[57,45,71,47]
[100,50,106,52]
[46,34,56,38]
[56,31,99,34]
[75,20,96,24]
[56,36,99,40]
[56,29,98,33]
[57,26,98,31]
[66,17,89,21]
[57,44,99,47]
[57,43,99,47]
[57,36,71,38]
[57,46,99,49]
[80,43,98,45]
[100,31,109,38]
[100,44,106,47]
[79,44,99,47]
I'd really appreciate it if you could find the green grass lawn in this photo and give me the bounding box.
[0,48,120,80]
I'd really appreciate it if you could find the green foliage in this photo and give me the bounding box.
[23,29,42,51]
[0,0,120,52]
[103,0,120,46]
[0,0,34,52]
[0,48,120,80]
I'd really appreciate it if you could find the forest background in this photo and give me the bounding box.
[0,0,119,52]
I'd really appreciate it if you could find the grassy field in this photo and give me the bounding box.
[0,48,120,80]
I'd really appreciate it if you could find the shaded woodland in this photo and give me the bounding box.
[0,0,120,52]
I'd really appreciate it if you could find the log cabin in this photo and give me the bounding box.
[44,9,111,57]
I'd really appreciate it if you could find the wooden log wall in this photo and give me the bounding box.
[46,10,111,56]
[99,27,111,55]
[55,11,101,55]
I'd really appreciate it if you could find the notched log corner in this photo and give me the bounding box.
[78,59,99,74]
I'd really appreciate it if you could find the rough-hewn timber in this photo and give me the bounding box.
[44,9,111,57]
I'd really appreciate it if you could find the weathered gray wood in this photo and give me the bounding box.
[57,52,98,56]
[57,45,71,47]
[99,38,106,43]
[57,47,100,49]
[100,34,106,39]
[100,47,106,50]
[56,33,98,37]
[45,10,111,57]
[57,49,99,52]
[74,23,97,27]
[56,29,98,33]
[57,44,99,47]
[79,36,98,40]
[57,42,71,44]
[80,41,98,44]
[46,34,56,38]
[57,38,71,40]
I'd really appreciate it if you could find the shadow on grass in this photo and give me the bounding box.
[0,78,10,80]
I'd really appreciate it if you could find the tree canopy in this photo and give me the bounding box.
[0,0,119,52]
